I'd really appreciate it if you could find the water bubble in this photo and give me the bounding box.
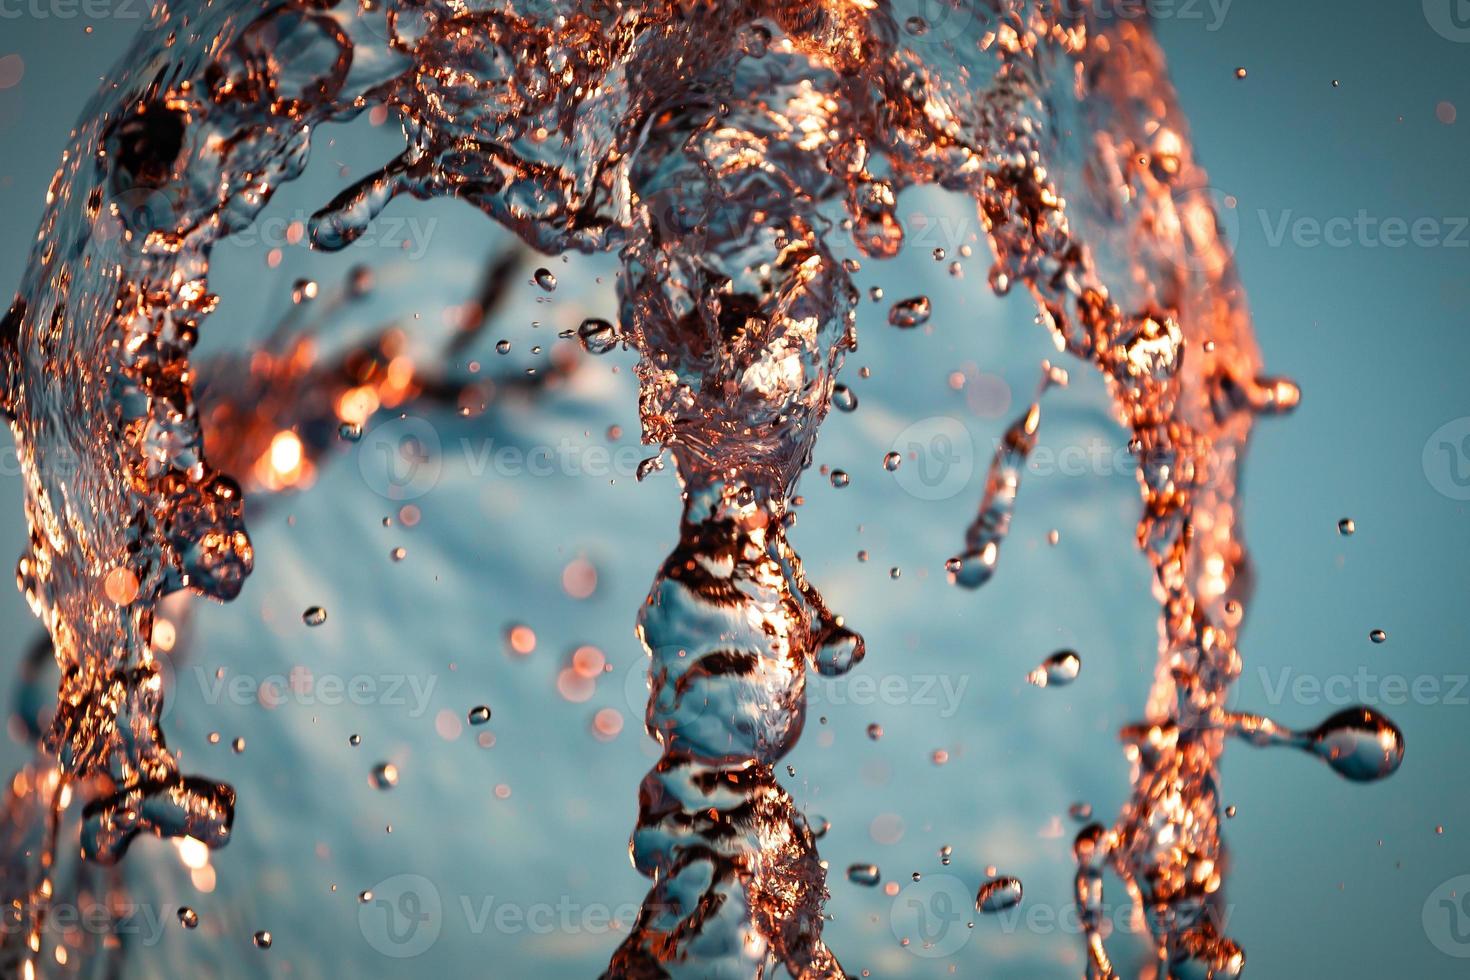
[1027,650,1081,688]
[302,606,327,627]
[888,295,931,328]
[1310,706,1405,782]
[178,907,199,929]
[370,762,399,790]
[976,876,1023,912]
[847,864,881,886]
[468,705,492,725]
[577,317,618,354]
[533,268,557,291]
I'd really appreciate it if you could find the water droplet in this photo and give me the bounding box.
[232,737,245,753]
[866,723,882,741]
[253,931,272,949]
[348,734,361,747]
[302,606,327,627]
[830,470,850,489]
[976,876,1023,912]
[832,384,858,412]
[904,15,928,34]
[1311,706,1405,782]
[883,451,901,472]
[338,421,362,442]
[178,907,198,929]
[1068,801,1092,821]
[1337,518,1355,536]
[390,546,406,562]
[370,762,399,790]
[577,317,618,354]
[847,863,881,886]
[291,279,318,304]
[1369,629,1386,644]
[358,890,373,903]
[1027,650,1081,688]
[888,295,931,328]
[1234,67,1247,79]
[468,705,492,725]
[533,268,557,291]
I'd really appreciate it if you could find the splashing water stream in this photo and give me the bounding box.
[0,1,1404,977]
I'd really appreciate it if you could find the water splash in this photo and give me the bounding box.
[0,0,1403,976]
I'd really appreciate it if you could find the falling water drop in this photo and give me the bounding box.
[370,762,399,790]
[302,606,327,627]
[533,268,557,292]
[888,296,931,328]
[338,422,362,442]
[866,723,882,741]
[178,907,199,929]
[577,317,618,354]
[253,931,272,949]
[883,452,901,472]
[976,876,1023,912]
[468,705,492,725]
[832,384,858,412]
[1369,629,1386,644]
[1311,707,1405,781]
[1337,518,1355,536]
[830,470,850,489]
[1028,650,1081,688]
[847,864,881,887]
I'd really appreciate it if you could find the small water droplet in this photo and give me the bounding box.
[577,317,618,354]
[1369,629,1387,644]
[883,451,901,472]
[533,268,557,291]
[178,907,198,929]
[832,384,858,412]
[867,723,883,741]
[469,705,492,725]
[349,734,361,746]
[495,339,511,354]
[253,931,272,949]
[1068,801,1092,821]
[370,762,399,790]
[302,606,327,627]
[830,470,850,489]
[847,863,881,886]
[1027,650,1081,688]
[976,876,1023,912]
[1311,706,1405,781]
[888,295,931,328]
[1337,518,1355,536]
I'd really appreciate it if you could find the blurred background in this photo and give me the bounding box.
[0,1,1468,976]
